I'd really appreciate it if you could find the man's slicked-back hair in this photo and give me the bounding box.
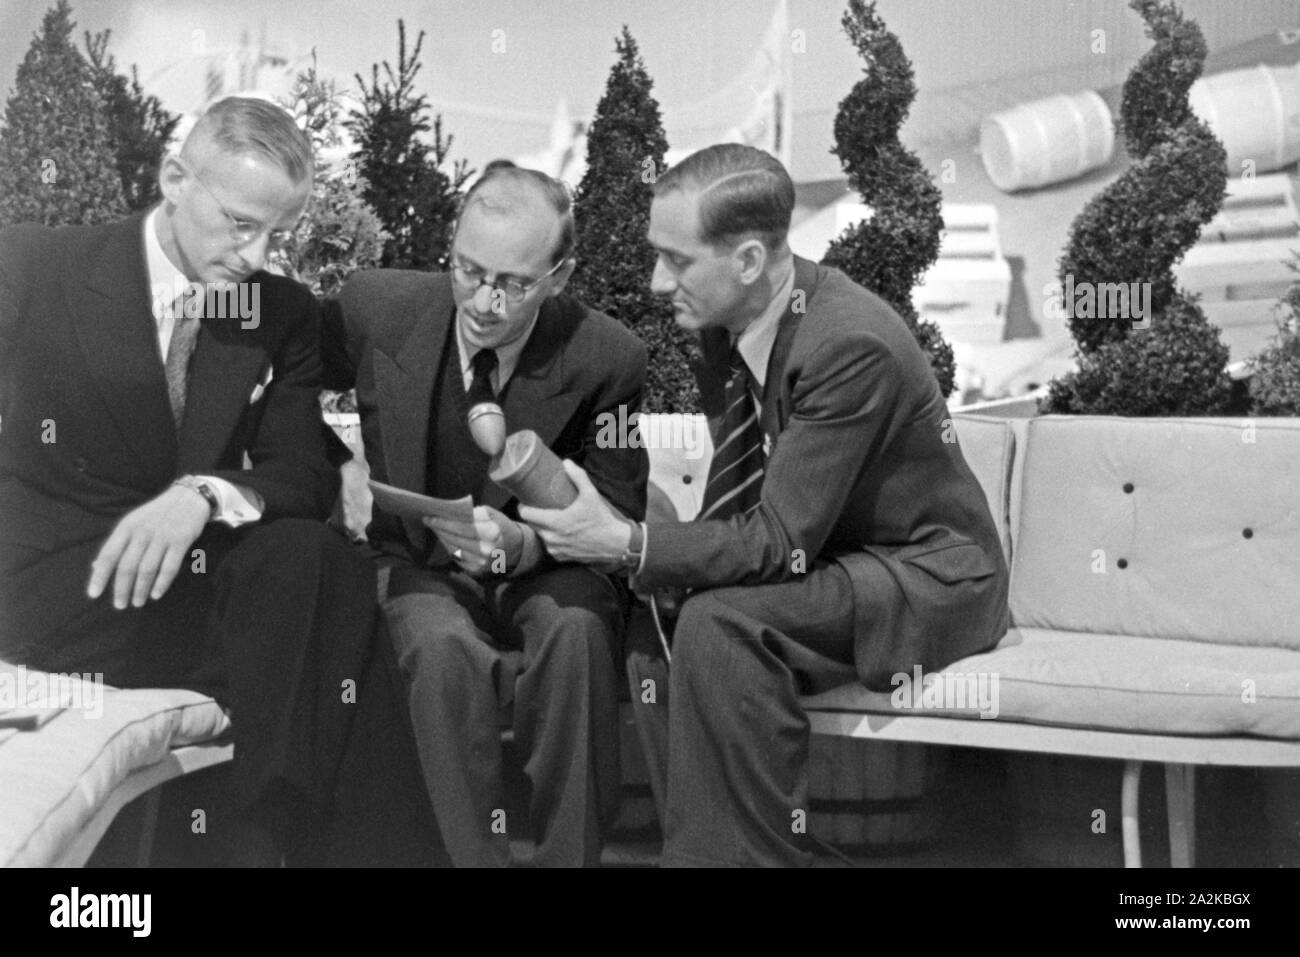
[654,143,794,252]
[457,160,576,265]
[182,96,313,184]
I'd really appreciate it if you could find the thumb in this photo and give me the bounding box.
[562,458,596,495]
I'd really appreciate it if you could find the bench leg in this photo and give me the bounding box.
[1122,760,1142,868]
[1164,763,1196,868]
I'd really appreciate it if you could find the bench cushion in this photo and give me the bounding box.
[950,414,1015,563]
[1009,416,1300,651]
[0,660,229,867]
[801,626,1300,739]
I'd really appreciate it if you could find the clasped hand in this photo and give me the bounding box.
[424,504,524,577]
[519,460,630,564]
[87,484,211,610]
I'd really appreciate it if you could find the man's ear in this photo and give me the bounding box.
[546,257,577,298]
[158,154,187,205]
[734,238,768,285]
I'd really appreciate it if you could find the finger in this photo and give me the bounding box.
[517,504,550,528]
[87,527,131,599]
[131,540,168,608]
[423,516,477,537]
[111,534,149,610]
[151,545,187,601]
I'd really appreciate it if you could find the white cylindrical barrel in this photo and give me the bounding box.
[980,90,1115,192]
[1190,63,1300,174]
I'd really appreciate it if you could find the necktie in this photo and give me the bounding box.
[165,306,201,431]
[467,348,499,406]
[698,344,765,520]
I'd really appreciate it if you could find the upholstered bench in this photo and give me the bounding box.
[8,412,1299,868]
[791,414,1300,867]
[0,659,230,867]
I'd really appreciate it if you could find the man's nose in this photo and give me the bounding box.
[471,280,497,315]
[235,231,271,274]
[650,258,675,296]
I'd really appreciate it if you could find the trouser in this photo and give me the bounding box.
[1,519,440,866]
[383,562,624,867]
[626,560,858,867]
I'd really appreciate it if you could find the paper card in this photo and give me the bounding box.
[367,480,475,523]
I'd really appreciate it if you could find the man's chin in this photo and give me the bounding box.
[672,310,705,332]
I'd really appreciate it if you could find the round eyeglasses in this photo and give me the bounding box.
[450,255,569,303]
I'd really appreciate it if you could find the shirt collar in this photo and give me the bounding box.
[144,207,191,323]
[734,263,795,391]
[454,306,542,393]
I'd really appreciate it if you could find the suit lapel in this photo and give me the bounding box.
[765,256,821,436]
[378,293,450,496]
[500,301,580,448]
[69,216,177,470]
[176,288,269,473]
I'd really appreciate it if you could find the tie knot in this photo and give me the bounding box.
[472,348,498,377]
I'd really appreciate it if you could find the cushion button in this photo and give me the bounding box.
[1243,528,1253,539]
[1123,482,1134,493]
[1117,558,1128,569]
[682,475,692,485]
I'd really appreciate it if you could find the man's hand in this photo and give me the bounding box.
[424,504,524,577]
[336,457,373,543]
[519,460,631,564]
[87,484,212,610]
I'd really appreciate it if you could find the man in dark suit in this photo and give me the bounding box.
[523,143,1010,867]
[323,163,648,867]
[0,96,437,866]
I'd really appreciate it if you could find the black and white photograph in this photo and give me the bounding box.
[0,0,1296,917]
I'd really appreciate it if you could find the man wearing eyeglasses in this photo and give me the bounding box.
[0,96,440,866]
[323,161,649,867]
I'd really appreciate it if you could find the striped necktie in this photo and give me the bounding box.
[165,300,202,431]
[698,344,765,520]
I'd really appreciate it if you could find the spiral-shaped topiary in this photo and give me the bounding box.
[820,0,955,398]
[1043,0,1231,415]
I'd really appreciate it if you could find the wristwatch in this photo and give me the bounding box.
[619,521,646,570]
[173,475,219,521]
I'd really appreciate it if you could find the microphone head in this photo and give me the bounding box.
[467,402,507,457]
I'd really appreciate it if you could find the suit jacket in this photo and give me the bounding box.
[638,256,1010,690]
[322,269,648,570]
[0,215,338,564]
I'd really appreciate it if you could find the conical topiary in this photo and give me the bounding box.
[0,0,127,228]
[568,26,699,413]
